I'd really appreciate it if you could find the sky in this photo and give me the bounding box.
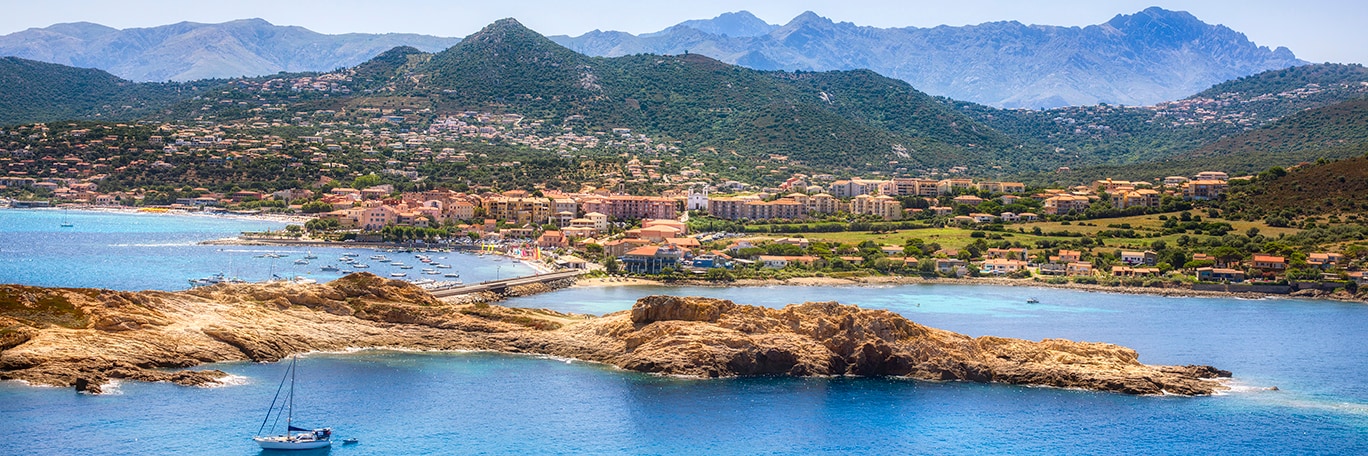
[2,0,1365,64]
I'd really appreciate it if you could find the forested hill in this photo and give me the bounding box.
[357,18,1039,173]
[1234,155,1368,216]
[1025,98,1368,184]
[954,63,1368,178]
[0,57,192,125]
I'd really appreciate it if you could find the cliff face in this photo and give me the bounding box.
[0,275,1228,395]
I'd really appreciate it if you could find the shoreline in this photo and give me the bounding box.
[0,278,1231,396]
[6,205,311,225]
[574,275,1367,304]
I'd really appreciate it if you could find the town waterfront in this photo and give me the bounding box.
[2,209,1367,454]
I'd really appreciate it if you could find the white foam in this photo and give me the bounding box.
[204,374,251,388]
[95,379,124,396]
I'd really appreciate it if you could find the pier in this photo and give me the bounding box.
[429,269,586,298]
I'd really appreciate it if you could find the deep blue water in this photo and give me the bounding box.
[0,209,533,290]
[2,209,1368,454]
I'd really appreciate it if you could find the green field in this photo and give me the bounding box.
[771,212,1300,254]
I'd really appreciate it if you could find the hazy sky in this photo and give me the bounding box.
[3,0,1365,64]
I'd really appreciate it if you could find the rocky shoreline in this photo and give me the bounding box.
[0,274,1229,396]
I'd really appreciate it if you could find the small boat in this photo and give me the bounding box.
[352,264,369,269]
[1026,297,1040,304]
[444,273,461,278]
[253,356,332,450]
[390,262,406,267]
[303,252,318,260]
[341,253,359,258]
[60,222,74,228]
[320,265,339,272]
[398,265,413,270]
[422,269,438,274]
[435,264,452,269]
[390,272,407,278]
[343,438,359,445]
[188,273,233,287]
[370,255,389,262]
[291,277,317,285]
[341,270,355,274]
[294,259,310,265]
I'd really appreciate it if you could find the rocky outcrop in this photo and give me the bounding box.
[0,275,1228,395]
[555,296,1228,395]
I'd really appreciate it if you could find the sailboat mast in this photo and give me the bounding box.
[287,355,296,432]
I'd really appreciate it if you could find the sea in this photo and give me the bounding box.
[0,208,534,290]
[1,209,1366,455]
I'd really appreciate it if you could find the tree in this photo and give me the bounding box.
[704,268,734,281]
[301,200,333,213]
[352,173,381,189]
[1210,246,1244,267]
[604,256,620,274]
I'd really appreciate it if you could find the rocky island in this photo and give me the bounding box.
[0,273,1229,395]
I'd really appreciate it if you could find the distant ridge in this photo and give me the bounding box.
[0,18,460,82]
[551,7,1305,108]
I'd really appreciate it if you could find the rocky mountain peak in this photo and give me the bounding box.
[676,11,778,37]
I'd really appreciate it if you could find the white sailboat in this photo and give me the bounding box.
[253,356,332,450]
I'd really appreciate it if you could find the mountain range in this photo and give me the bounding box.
[0,19,459,82]
[0,8,1303,108]
[1,18,1365,184]
[551,8,1304,108]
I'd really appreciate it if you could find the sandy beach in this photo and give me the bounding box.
[37,204,313,224]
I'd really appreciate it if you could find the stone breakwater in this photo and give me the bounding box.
[0,274,1228,395]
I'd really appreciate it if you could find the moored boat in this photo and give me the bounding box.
[253,355,333,450]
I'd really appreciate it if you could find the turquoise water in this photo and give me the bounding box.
[2,209,1368,454]
[0,209,533,290]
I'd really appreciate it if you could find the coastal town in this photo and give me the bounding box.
[5,135,1365,297]
[7,4,1368,454]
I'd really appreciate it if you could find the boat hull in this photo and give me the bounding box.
[254,437,332,450]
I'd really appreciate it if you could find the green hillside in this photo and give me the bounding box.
[392,19,1022,173]
[1212,155,1368,223]
[1042,98,1368,184]
[0,57,186,125]
[954,63,1368,174]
